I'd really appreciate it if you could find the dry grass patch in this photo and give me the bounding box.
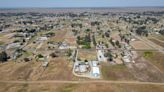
[0,61,41,81]
[101,63,135,81]
[39,57,76,80]
[0,83,164,92]
[143,51,164,72]
[78,49,97,61]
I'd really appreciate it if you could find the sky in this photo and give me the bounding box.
[0,0,163,8]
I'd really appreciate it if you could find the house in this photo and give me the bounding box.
[122,56,131,63]
[38,37,48,41]
[59,42,76,49]
[79,65,87,73]
[6,43,21,49]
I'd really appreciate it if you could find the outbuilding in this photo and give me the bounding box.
[92,67,100,77]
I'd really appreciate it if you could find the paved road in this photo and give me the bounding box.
[0,80,164,85]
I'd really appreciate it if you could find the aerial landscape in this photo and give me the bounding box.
[0,0,164,92]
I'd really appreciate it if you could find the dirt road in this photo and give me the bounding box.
[0,80,164,85]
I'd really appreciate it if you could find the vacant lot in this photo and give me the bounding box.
[0,61,40,80]
[0,57,78,81]
[39,57,77,80]
[126,53,164,82]
[142,51,164,72]
[101,63,135,81]
[50,30,67,42]
[78,49,97,61]
[149,38,164,48]
[130,40,153,49]
[0,83,164,92]
[151,34,164,41]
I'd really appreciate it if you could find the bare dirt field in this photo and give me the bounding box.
[149,38,164,48]
[0,83,164,92]
[130,40,153,49]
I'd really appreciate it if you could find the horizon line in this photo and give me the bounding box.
[0,6,164,9]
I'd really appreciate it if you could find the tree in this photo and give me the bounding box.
[85,29,91,32]
[84,59,88,62]
[67,49,72,57]
[37,54,44,58]
[106,51,113,62]
[116,40,120,47]
[50,52,58,58]
[0,51,8,62]
[105,43,109,48]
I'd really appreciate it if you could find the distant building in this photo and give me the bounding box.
[59,42,76,49]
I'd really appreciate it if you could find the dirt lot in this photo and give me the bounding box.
[130,40,153,49]
[0,33,16,44]
[126,53,164,82]
[0,83,163,92]
[49,30,67,42]
[78,49,97,61]
[151,34,164,41]
[0,57,77,81]
[0,61,39,81]
[101,63,136,81]
[149,38,164,48]
[38,57,77,80]
[141,51,164,72]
